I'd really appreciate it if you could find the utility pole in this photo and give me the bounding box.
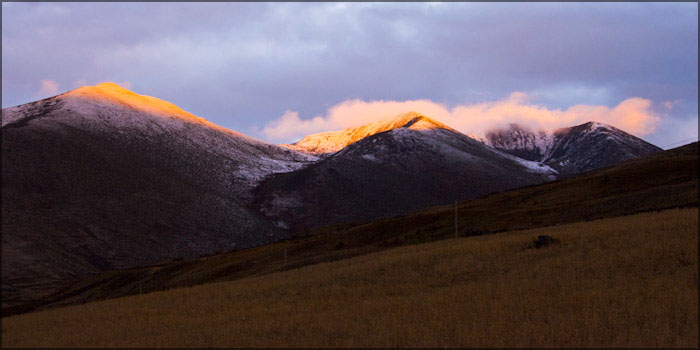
[454,200,458,239]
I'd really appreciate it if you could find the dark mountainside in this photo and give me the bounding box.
[17,142,697,316]
[252,114,556,233]
[1,83,315,310]
[1,84,669,316]
[485,122,662,175]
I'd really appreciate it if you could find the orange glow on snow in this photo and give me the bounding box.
[284,112,451,154]
[66,82,207,123]
[59,82,266,141]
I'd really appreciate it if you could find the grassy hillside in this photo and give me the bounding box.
[18,142,696,315]
[2,208,697,347]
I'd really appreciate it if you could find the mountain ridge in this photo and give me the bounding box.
[484,121,662,174]
[1,84,666,314]
[282,111,455,155]
[1,83,316,310]
[254,116,557,232]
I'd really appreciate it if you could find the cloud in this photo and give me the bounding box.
[260,110,338,142]
[72,79,89,88]
[2,3,694,147]
[71,79,131,89]
[261,93,661,143]
[662,99,683,111]
[116,81,132,89]
[38,79,60,96]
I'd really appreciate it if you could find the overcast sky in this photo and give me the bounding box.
[2,2,697,148]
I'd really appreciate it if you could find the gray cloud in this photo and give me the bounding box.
[2,2,697,147]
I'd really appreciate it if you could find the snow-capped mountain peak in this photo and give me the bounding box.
[2,83,318,191]
[2,83,324,299]
[484,120,661,174]
[586,121,609,130]
[281,112,454,155]
[3,82,197,127]
[483,123,553,160]
[65,82,197,118]
[570,121,635,140]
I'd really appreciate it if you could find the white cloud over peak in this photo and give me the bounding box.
[261,93,661,143]
[38,79,60,96]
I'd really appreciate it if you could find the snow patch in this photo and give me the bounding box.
[361,154,379,162]
[491,147,558,176]
[513,157,558,176]
[274,221,289,229]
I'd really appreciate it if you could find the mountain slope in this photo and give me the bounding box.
[544,122,663,175]
[1,83,316,309]
[19,142,697,317]
[484,122,662,175]
[253,113,556,232]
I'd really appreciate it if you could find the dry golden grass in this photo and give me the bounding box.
[2,208,697,348]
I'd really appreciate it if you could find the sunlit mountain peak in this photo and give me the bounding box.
[283,111,455,155]
[394,112,454,131]
[63,82,208,125]
[3,82,312,150]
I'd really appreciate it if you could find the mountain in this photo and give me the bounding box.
[22,142,697,317]
[283,114,457,155]
[484,122,662,175]
[253,112,557,232]
[2,84,668,314]
[1,83,316,309]
[483,124,553,161]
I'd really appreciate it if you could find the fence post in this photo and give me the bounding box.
[455,200,458,239]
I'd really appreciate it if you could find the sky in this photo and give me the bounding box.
[2,2,698,148]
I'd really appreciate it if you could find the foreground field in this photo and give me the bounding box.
[2,208,697,347]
